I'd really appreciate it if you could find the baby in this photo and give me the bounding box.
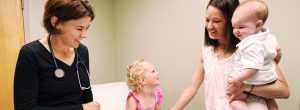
[230,0,281,110]
[126,59,163,110]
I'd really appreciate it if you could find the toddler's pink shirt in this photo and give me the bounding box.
[127,88,163,110]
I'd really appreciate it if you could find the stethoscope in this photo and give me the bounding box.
[48,35,91,90]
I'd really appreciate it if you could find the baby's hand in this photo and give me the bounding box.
[229,77,243,88]
[227,77,244,100]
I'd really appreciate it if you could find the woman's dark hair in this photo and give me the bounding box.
[204,0,240,52]
[43,0,95,34]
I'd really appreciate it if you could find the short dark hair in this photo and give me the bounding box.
[204,0,240,53]
[43,0,95,34]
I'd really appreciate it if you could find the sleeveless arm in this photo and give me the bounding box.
[245,61,289,99]
[171,50,205,110]
[228,61,290,100]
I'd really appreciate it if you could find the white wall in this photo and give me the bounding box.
[114,0,299,109]
[25,0,47,43]
[25,0,115,84]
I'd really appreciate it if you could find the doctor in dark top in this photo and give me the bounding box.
[14,0,100,110]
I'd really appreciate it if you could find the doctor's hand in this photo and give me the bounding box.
[83,101,101,110]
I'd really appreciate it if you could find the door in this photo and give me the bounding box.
[0,0,25,109]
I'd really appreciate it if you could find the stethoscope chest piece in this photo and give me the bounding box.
[48,35,90,90]
[54,68,65,78]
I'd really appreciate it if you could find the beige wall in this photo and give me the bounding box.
[265,1,300,110]
[86,0,115,84]
[113,0,299,109]
[26,0,299,109]
[25,0,47,42]
[113,0,205,109]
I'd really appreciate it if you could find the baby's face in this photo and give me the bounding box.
[142,62,160,87]
[232,9,259,40]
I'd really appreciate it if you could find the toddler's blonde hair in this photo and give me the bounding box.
[126,59,146,92]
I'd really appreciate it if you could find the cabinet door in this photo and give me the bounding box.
[0,0,25,109]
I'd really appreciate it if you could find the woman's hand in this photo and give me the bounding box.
[227,76,244,99]
[227,74,254,102]
[227,80,246,101]
[228,62,290,100]
[227,68,259,101]
[82,101,101,110]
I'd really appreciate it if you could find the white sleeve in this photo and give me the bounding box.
[240,42,264,69]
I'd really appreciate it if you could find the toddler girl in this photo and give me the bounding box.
[126,59,163,110]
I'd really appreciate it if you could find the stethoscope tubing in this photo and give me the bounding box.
[47,34,90,90]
